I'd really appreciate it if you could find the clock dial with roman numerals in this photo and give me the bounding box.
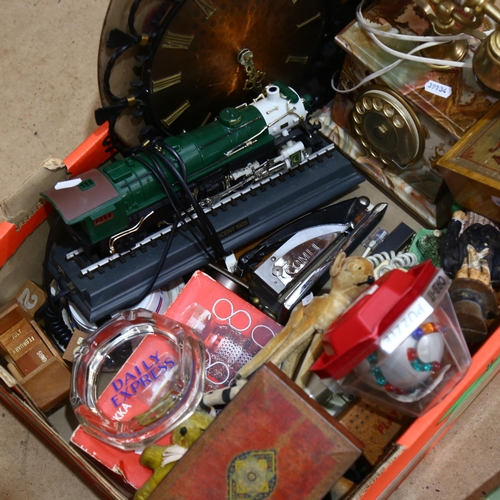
[142,0,326,135]
[97,0,349,144]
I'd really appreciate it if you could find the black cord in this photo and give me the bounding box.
[134,151,219,262]
[122,155,180,307]
[103,43,138,104]
[128,0,142,37]
[158,142,188,182]
[103,0,146,102]
[38,215,73,351]
[144,144,226,259]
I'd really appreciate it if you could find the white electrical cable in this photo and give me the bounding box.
[365,29,473,68]
[332,0,477,93]
[355,0,471,42]
[332,38,462,93]
[356,0,475,67]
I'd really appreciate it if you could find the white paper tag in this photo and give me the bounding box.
[302,292,314,306]
[54,178,82,190]
[422,269,450,307]
[379,296,434,354]
[224,253,238,273]
[492,196,500,207]
[424,80,452,98]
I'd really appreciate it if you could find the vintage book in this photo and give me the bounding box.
[150,363,364,500]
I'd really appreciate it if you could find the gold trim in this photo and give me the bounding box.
[297,12,321,29]
[162,31,194,50]
[161,101,191,127]
[152,72,182,93]
[194,0,217,18]
[286,55,308,64]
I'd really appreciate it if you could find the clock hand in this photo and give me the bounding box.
[237,48,266,91]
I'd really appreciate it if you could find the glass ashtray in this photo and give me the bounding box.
[70,309,205,450]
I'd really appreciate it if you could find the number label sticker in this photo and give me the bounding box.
[424,80,452,98]
[18,287,38,310]
[380,297,434,354]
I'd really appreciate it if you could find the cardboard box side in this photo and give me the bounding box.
[0,206,52,269]
[356,325,500,498]
[0,221,50,305]
[380,353,500,499]
[0,122,112,269]
[0,157,66,226]
[0,381,132,500]
[0,114,499,499]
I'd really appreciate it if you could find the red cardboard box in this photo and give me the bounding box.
[2,108,500,500]
[2,123,500,499]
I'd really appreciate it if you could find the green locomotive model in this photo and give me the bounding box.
[43,83,312,254]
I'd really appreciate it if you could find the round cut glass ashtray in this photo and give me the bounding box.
[70,309,205,450]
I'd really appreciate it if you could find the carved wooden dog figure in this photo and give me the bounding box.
[236,252,375,384]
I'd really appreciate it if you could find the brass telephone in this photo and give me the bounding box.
[417,0,500,96]
[325,0,499,228]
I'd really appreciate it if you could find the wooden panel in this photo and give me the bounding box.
[20,357,71,412]
[438,100,500,222]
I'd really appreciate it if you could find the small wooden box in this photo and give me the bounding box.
[0,318,53,375]
[14,279,47,317]
[0,300,71,411]
[151,364,364,500]
[438,100,500,224]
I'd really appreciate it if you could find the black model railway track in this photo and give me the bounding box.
[49,140,364,322]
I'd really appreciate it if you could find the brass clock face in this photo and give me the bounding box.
[143,0,326,135]
[98,0,335,144]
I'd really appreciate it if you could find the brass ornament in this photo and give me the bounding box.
[351,87,425,169]
[473,29,500,96]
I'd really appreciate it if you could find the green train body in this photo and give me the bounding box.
[43,83,310,251]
